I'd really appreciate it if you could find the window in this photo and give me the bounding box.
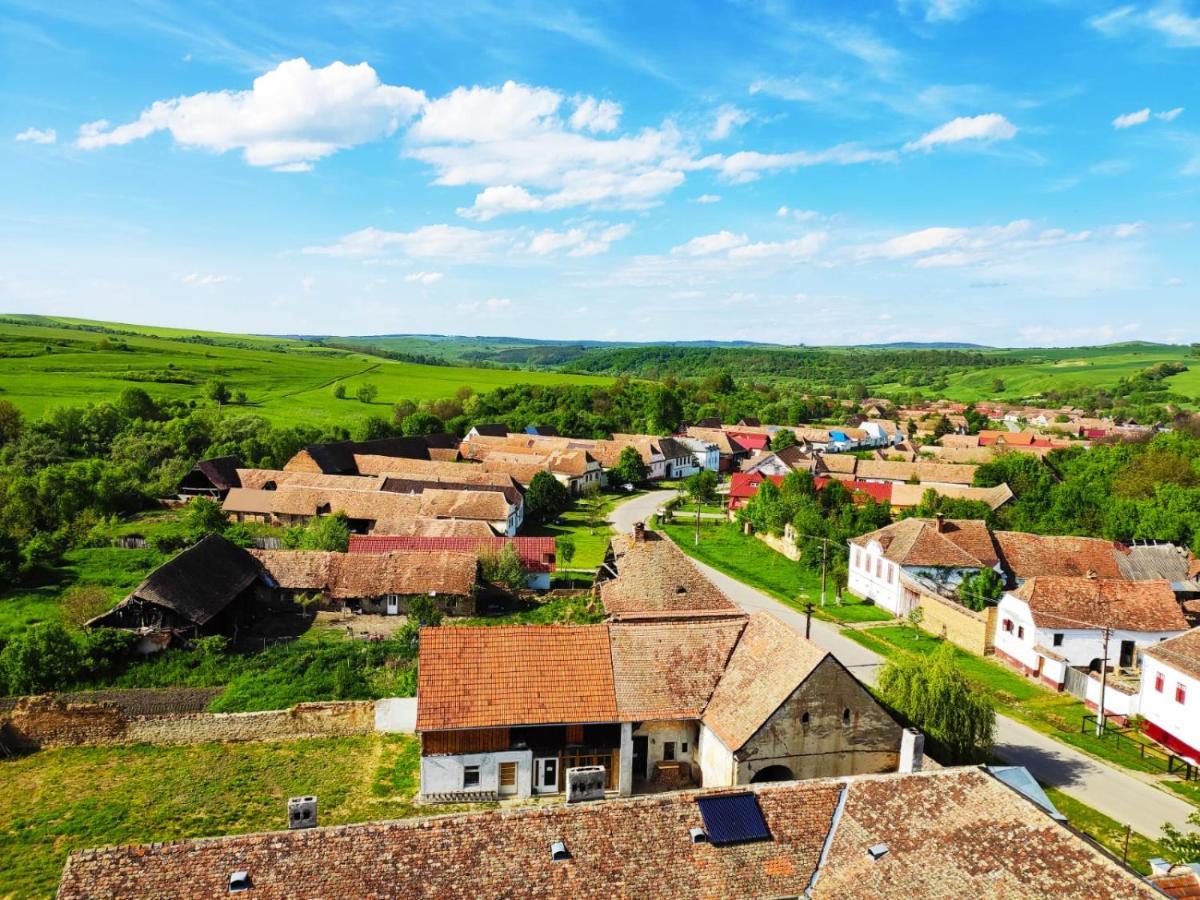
[1003,619,1013,633]
[499,762,517,787]
[874,558,881,578]
[680,742,688,754]
[888,564,895,585]
[462,765,481,788]
[842,708,852,727]
[852,547,860,567]
[1053,633,1063,647]
[1177,684,1188,705]
[1017,626,1025,640]
[663,742,676,761]
[1155,673,1164,693]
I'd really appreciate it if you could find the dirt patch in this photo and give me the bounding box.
[313,610,413,639]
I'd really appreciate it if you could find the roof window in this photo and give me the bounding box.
[229,871,252,893]
[868,843,889,860]
[550,840,570,861]
[689,827,708,844]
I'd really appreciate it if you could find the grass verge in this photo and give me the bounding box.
[659,520,891,624]
[1044,787,1167,876]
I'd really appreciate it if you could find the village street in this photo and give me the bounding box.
[610,489,1198,838]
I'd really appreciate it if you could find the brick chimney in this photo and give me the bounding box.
[632,521,645,543]
[935,513,946,534]
[899,728,925,773]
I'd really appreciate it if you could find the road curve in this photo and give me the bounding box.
[607,489,1196,837]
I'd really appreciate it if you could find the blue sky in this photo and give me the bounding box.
[2,1,1198,346]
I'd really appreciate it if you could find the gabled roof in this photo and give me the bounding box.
[600,532,744,621]
[469,423,508,437]
[56,768,1160,900]
[416,625,619,731]
[702,612,829,751]
[610,620,746,721]
[251,549,479,599]
[1144,628,1200,682]
[187,456,243,491]
[994,532,1125,580]
[852,518,999,570]
[348,535,557,572]
[92,535,261,628]
[378,517,497,537]
[887,482,1013,511]
[1013,577,1188,633]
[236,468,385,492]
[285,435,459,475]
[1115,543,1198,583]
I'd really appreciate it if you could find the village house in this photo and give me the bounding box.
[415,611,905,801]
[886,482,1014,512]
[683,427,750,472]
[175,455,243,500]
[848,517,1002,616]
[379,517,498,537]
[740,444,813,477]
[1139,627,1200,762]
[87,535,285,650]
[250,548,481,616]
[465,423,508,439]
[56,767,1166,899]
[992,577,1188,696]
[283,434,462,475]
[348,534,557,590]
[674,435,721,472]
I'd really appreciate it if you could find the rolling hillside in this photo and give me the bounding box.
[0,316,611,426]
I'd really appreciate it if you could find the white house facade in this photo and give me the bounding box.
[1139,629,1200,762]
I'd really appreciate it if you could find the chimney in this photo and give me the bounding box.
[935,513,946,534]
[899,728,925,774]
[632,521,645,542]
[288,796,317,830]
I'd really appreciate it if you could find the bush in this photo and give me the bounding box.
[60,585,114,629]
[281,512,350,552]
[481,543,526,593]
[0,622,86,694]
[525,471,571,525]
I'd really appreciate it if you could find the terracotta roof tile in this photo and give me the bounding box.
[600,532,743,621]
[852,519,998,569]
[1143,627,1200,681]
[348,535,557,572]
[1014,577,1188,633]
[251,549,479,599]
[610,620,746,720]
[702,612,828,751]
[995,532,1126,580]
[416,625,617,730]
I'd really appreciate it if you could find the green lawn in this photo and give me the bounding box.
[0,734,430,899]
[845,626,1185,781]
[659,520,892,623]
[526,490,640,571]
[1044,787,1168,876]
[458,592,605,626]
[0,315,610,427]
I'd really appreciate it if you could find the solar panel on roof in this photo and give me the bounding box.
[695,793,771,846]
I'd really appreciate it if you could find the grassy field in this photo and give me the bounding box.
[0,734,431,899]
[659,519,892,624]
[0,315,610,426]
[526,490,639,571]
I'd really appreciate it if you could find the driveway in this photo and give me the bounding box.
[609,489,1197,837]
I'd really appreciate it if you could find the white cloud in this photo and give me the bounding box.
[409,80,690,219]
[709,104,749,140]
[569,96,622,133]
[526,223,631,256]
[1113,107,1151,129]
[1112,221,1146,238]
[15,127,56,144]
[76,58,425,171]
[728,233,828,260]
[1019,322,1141,345]
[404,271,444,284]
[671,230,748,256]
[181,273,230,286]
[1090,4,1200,47]
[302,224,509,260]
[1156,106,1184,121]
[856,220,1093,267]
[899,0,975,22]
[777,206,822,221]
[1165,276,1184,286]
[696,194,721,203]
[707,144,896,183]
[748,77,821,102]
[903,113,1018,152]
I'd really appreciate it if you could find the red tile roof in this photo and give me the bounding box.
[349,535,557,572]
[814,477,893,505]
[995,532,1125,580]
[725,430,770,450]
[852,518,999,570]
[1014,577,1188,633]
[416,625,618,731]
[1143,627,1200,681]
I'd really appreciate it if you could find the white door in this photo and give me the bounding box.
[385,595,399,616]
[534,757,559,794]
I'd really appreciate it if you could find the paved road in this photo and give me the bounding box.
[610,490,1197,837]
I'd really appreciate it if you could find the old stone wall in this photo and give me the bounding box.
[916,589,997,656]
[1,696,376,751]
[755,532,801,562]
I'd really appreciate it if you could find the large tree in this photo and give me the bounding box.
[877,643,995,763]
[611,445,648,485]
[525,471,571,525]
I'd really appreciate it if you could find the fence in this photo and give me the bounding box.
[1081,715,1198,782]
[1063,666,1091,700]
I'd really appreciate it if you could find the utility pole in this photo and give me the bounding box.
[819,537,828,607]
[1096,624,1112,738]
[805,602,814,640]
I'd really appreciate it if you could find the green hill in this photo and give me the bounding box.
[0,316,611,426]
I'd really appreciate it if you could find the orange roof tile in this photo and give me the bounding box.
[1014,577,1187,633]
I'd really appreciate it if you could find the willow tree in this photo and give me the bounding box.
[877,643,995,763]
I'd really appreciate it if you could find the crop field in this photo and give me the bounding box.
[0,316,610,426]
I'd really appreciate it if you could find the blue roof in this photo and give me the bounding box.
[986,766,1066,822]
[695,793,771,845]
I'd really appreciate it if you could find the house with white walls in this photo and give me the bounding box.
[414,612,906,801]
[1139,627,1200,762]
[847,517,1002,616]
[992,576,1188,691]
[675,435,721,473]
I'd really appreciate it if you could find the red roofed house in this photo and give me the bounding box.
[349,535,557,590]
[724,429,770,453]
[993,577,1188,702]
[415,612,905,801]
[1139,627,1200,762]
[726,472,784,512]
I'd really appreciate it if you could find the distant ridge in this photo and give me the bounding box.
[856,341,993,350]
